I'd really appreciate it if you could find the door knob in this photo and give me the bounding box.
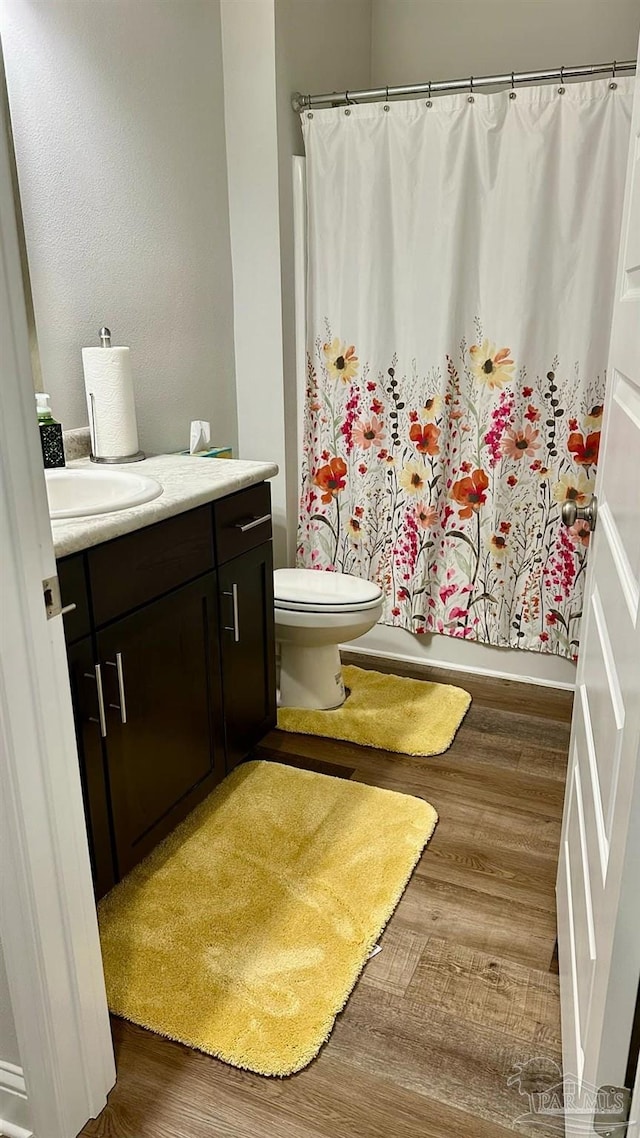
[562,494,598,532]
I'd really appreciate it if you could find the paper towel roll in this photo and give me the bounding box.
[82,346,140,459]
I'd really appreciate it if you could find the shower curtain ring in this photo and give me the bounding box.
[610,60,618,89]
[426,81,432,108]
[558,65,565,94]
[468,76,475,103]
[384,86,390,111]
[509,71,517,99]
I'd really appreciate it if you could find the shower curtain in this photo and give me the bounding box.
[297,78,632,659]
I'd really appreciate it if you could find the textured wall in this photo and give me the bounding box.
[371,0,640,87]
[2,0,237,457]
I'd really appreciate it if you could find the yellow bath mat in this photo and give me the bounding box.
[277,665,471,756]
[98,759,437,1076]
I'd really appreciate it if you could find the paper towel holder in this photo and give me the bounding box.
[89,327,145,464]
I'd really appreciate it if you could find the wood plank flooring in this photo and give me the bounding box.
[80,658,571,1138]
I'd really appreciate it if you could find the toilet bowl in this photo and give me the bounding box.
[274,568,384,710]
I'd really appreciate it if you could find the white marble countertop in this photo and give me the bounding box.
[52,453,279,558]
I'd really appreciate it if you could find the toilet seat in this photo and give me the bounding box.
[274,568,383,614]
[276,596,383,614]
[274,568,384,710]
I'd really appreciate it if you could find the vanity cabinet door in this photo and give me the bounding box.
[97,572,225,878]
[66,636,117,900]
[58,553,91,645]
[218,542,277,771]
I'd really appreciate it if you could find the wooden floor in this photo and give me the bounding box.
[81,656,572,1138]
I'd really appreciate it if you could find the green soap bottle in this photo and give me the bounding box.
[36,392,65,469]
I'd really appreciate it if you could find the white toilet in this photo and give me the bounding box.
[274,568,384,710]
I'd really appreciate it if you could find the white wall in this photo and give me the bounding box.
[371,0,640,87]
[349,623,577,688]
[2,0,237,458]
[275,0,372,559]
[220,0,372,565]
[275,0,372,161]
[221,0,288,563]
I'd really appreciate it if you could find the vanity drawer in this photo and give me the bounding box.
[214,483,272,564]
[58,553,91,644]
[88,506,214,626]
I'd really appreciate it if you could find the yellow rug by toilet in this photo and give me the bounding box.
[278,665,471,756]
[98,760,437,1075]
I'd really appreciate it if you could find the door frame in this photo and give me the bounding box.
[555,46,640,1130]
[0,77,114,1138]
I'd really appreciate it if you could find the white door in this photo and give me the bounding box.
[0,70,115,1137]
[556,46,640,1135]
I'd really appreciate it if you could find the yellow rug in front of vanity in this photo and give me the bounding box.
[278,665,471,756]
[98,759,437,1076]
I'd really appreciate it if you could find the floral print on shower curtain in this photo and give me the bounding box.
[297,79,633,660]
[298,324,604,658]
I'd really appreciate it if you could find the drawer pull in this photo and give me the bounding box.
[223,583,240,642]
[85,664,107,738]
[234,513,271,533]
[106,652,128,724]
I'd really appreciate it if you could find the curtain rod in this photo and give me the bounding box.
[291,59,636,112]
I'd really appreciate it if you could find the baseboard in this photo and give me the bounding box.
[0,1062,32,1138]
[0,1121,33,1138]
[341,641,575,691]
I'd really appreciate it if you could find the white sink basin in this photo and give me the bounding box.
[45,467,163,520]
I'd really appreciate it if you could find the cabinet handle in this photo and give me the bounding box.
[85,664,107,738]
[234,513,271,533]
[223,583,240,642]
[106,652,127,724]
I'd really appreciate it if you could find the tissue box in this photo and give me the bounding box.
[179,445,233,459]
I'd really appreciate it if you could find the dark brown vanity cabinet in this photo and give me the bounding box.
[214,481,276,771]
[96,574,225,877]
[66,635,117,898]
[219,544,276,771]
[59,483,276,897]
